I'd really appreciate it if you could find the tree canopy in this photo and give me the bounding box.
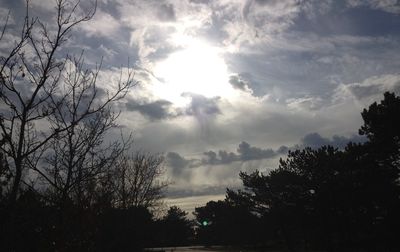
[200,92,400,251]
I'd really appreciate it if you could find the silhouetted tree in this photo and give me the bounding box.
[39,54,133,210]
[0,0,134,207]
[360,92,400,151]
[225,92,400,251]
[0,141,11,201]
[96,206,155,252]
[227,146,344,251]
[113,152,168,210]
[358,92,400,193]
[157,206,193,246]
[356,91,400,246]
[1,0,87,204]
[0,1,139,251]
[194,200,260,246]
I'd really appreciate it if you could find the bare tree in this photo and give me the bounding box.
[32,51,134,208]
[0,0,134,204]
[113,152,168,209]
[0,140,12,200]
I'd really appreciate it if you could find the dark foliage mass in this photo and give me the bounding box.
[194,200,261,246]
[194,92,400,251]
[155,206,194,247]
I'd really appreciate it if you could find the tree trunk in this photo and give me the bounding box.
[9,160,22,204]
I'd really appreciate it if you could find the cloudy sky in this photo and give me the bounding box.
[1,0,400,213]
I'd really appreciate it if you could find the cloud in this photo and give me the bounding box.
[237,141,276,160]
[130,25,177,60]
[347,0,400,14]
[242,0,302,34]
[0,7,14,26]
[217,150,238,164]
[229,75,250,91]
[29,0,58,11]
[202,150,239,165]
[189,0,211,4]
[166,185,230,199]
[333,74,400,105]
[168,131,367,171]
[292,3,400,37]
[301,132,366,149]
[166,152,189,170]
[286,96,324,111]
[157,3,176,22]
[225,32,400,100]
[201,141,283,166]
[164,141,284,177]
[7,0,400,211]
[112,0,399,211]
[125,99,176,120]
[183,93,221,116]
[80,10,121,38]
[300,0,333,19]
[165,152,192,177]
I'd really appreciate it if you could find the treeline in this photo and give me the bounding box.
[194,92,400,251]
[0,152,179,251]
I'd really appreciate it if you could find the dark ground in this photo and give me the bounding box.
[144,246,279,252]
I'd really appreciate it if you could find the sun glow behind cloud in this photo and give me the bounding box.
[152,36,236,106]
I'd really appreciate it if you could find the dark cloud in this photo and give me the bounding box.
[237,141,276,160]
[218,150,238,164]
[229,75,248,91]
[202,150,238,165]
[157,3,176,21]
[203,151,220,165]
[202,141,281,165]
[301,132,366,149]
[164,141,283,171]
[277,145,290,154]
[166,152,190,176]
[165,151,203,179]
[170,132,367,170]
[183,93,221,116]
[165,152,190,177]
[125,99,174,120]
[166,152,189,169]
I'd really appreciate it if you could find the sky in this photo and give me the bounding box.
[1,0,400,213]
